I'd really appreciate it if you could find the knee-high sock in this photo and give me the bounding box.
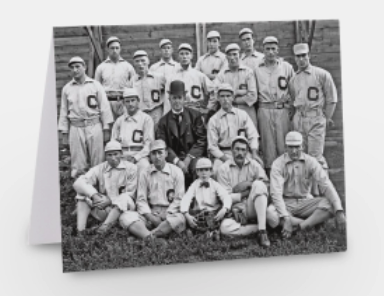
[128,221,152,239]
[151,221,172,237]
[103,207,121,225]
[77,201,91,231]
[254,195,268,230]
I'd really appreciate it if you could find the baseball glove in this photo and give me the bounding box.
[190,209,221,232]
[231,202,248,225]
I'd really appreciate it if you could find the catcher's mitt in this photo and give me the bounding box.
[231,202,248,225]
[190,209,221,232]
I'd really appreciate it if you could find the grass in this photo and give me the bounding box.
[59,143,347,273]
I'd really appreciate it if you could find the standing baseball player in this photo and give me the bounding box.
[73,141,137,234]
[95,36,136,119]
[119,140,186,239]
[180,158,232,238]
[111,88,154,173]
[217,136,271,247]
[58,56,113,178]
[129,50,167,126]
[289,43,338,177]
[149,39,180,80]
[239,28,264,74]
[255,36,295,176]
[207,83,262,178]
[214,43,258,129]
[267,131,346,238]
[165,43,215,116]
[195,31,227,80]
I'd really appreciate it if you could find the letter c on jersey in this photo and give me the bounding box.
[132,130,144,143]
[87,95,98,109]
[191,86,201,99]
[307,87,319,101]
[278,77,288,90]
[151,90,160,103]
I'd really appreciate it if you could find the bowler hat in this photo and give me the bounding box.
[168,80,187,96]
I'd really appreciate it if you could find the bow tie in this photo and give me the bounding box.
[200,181,210,188]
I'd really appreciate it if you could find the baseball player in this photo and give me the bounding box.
[119,140,186,239]
[156,80,207,187]
[165,43,215,116]
[180,158,232,238]
[128,50,167,126]
[254,36,295,175]
[217,136,271,247]
[214,43,258,129]
[149,39,180,80]
[195,31,227,80]
[58,56,114,178]
[95,36,136,120]
[73,141,137,234]
[267,131,346,238]
[111,88,154,173]
[289,43,338,186]
[207,83,262,178]
[239,28,264,74]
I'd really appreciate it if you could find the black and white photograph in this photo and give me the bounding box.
[55,20,347,273]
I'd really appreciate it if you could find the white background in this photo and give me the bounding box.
[1,0,383,295]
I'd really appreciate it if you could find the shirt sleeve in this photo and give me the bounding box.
[270,160,290,217]
[216,165,242,204]
[127,64,136,85]
[207,117,224,159]
[167,168,186,214]
[180,182,196,213]
[133,115,154,162]
[240,69,258,106]
[136,171,152,215]
[123,165,138,200]
[94,65,102,83]
[96,82,114,128]
[322,71,338,104]
[243,112,259,150]
[215,181,232,210]
[58,86,70,132]
[111,117,121,141]
[195,57,202,72]
[311,159,343,213]
[73,166,100,198]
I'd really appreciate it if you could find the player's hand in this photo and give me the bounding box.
[125,155,137,164]
[62,133,69,146]
[103,129,111,143]
[214,208,227,221]
[185,213,198,228]
[288,106,295,121]
[326,118,335,129]
[219,155,229,163]
[233,208,247,225]
[145,214,162,227]
[335,211,346,232]
[235,89,247,97]
[177,160,188,174]
[282,216,293,238]
[240,189,251,200]
[92,193,111,209]
[233,181,252,193]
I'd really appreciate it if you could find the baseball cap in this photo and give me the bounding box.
[178,43,193,52]
[263,36,279,45]
[133,50,148,59]
[239,28,253,38]
[150,140,167,152]
[217,83,234,95]
[68,56,85,67]
[106,36,121,47]
[225,43,241,54]
[207,31,221,40]
[293,43,310,55]
[285,131,303,146]
[196,158,213,169]
[123,88,139,99]
[231,135,250,148]
[105,141,122,152]
[159,39,172,48]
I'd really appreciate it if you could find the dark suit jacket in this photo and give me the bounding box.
[156,107,207,163]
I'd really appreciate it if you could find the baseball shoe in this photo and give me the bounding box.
[257,230,271,248]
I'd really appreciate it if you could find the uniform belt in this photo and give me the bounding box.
[297,109,323,117]
[219,146,231,151]
[70,117,100,127]
[122,146,143,152]
[283,196,307,200]
[259,102,290,109]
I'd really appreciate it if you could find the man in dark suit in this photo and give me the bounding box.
[156,80,207,186]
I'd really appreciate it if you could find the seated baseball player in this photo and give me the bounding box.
[180,158,232,238]
[119,140,186,239]
[111,88,154,174]
[217,136,271,247]
[267,131,346,238]
[73,141,137,234]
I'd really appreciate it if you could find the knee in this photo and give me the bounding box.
[220,218,240,236]
[266,205,280,228]
[250,180,268,199]
[119,211,141,229]
[166,213,186,234]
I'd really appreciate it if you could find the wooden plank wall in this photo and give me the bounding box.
[53,20,343,134]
